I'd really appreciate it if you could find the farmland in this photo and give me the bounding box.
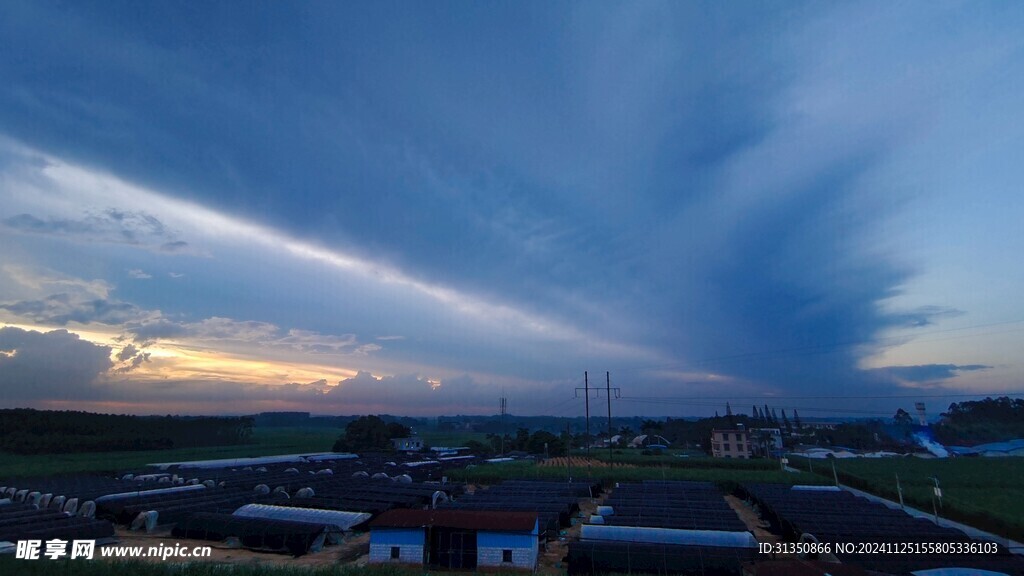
[6,419,1020,547]
[586,449,779,470]
[445,458,826,487]
[0,558,476,576]
[3,430,1020,576]
[0,427,339,478]
[792,455,1024,541]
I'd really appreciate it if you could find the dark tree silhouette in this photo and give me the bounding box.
[333,415,411,451]
[0,409,252,455]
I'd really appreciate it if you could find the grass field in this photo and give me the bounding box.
[0,427,340,478]
[413,430,489,448]
[587,449,779,470]
[792,455,1024,541]
[0,558,480,576]
[445,458,826,488]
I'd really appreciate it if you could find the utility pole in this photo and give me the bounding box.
[600,371,621,466]
[566,422,572,483]
[575,372,597,460]
[606,372,613,465]
[896,473,905,510]
[930,476,942,524]
[585,371,590,460]
[499,395,507,456]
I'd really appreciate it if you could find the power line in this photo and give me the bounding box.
[616,397,909,417]
[619,391,1024,401]
[547,396,578,413]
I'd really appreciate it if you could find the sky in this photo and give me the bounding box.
[1,1,1023,418]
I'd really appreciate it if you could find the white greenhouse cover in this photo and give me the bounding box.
[95,484,205,503]
[438,455,475,462]
[147,452,356,470]
[304,453,358,462]
[233,504,371,532]
[913,565,1015,569]
[580,525,757,548]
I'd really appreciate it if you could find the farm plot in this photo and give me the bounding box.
[742,482,1024,575]
[569,480,758,575]
[792,456,1024,541]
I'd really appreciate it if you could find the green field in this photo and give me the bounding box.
[413,430,489,448]
[792,456,1024,541]
[0,558,461,576]
[0,427,339,479]
[444,459,826,488]
[587,449,779,470]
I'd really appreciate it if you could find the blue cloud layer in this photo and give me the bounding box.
[2,1,1023,414]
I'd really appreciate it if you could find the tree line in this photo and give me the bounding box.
[900,396,1024,445]
[0,409,253,454]
[332,415,412,452]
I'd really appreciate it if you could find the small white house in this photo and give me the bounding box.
[391,437,424,451]
[369,509,539,571]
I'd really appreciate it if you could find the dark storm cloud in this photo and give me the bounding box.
[1,1,1021,415]
[102,371,534,416]
[0,327,113,400]
[113,348,150,374]
[630,148,911,400]
[123,319,190,343]
[116,343,139,362]
[890,306,966,328]
[871,364,992,384]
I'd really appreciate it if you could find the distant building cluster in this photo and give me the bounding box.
[711,427,783,459]
[390,437,424,452]
[369,509,539,570]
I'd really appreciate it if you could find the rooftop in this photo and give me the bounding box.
[370,509,538,532]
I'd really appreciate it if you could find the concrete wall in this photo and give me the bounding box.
[369,528,424,564]
[477,532,537,570]
[370,526,538,570]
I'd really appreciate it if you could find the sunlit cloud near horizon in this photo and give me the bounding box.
[2,2,1024,417]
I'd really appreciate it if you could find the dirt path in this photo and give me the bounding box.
[725,494,785,549]
[535,488,607,575]
[113,526,370,566]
